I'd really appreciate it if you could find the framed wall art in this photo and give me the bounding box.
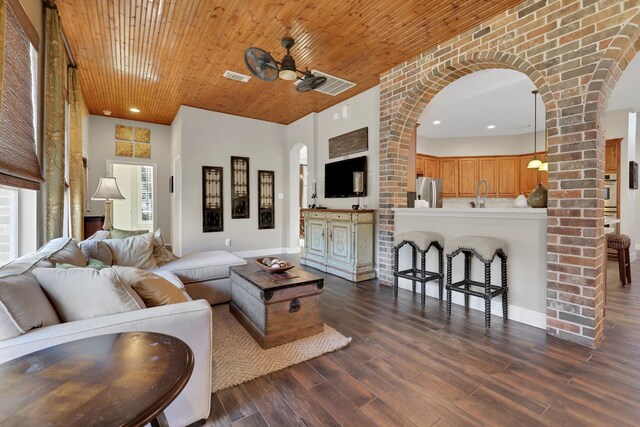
[630,161,638,190]
[202,166,223,232]
[231,156,250,219]
[258,170,275,229]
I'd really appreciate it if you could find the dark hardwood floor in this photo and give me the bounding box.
[206,256,640,426]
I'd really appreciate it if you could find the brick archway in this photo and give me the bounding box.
[378,0,640,348]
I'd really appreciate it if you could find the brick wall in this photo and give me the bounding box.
[378,0,640,347]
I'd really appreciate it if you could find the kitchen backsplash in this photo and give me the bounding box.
[443,198,521,208]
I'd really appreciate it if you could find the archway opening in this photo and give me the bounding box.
[288,143,307,252]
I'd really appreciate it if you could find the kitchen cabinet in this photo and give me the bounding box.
[423,156,439,178]
[606,138,621,174]
[478,158,498,196]
[300,209,376,282]
[519,154,541,196]
[439,159,459,197]
[458,158,478,197]
[416,155,425,176]
[497,156,520,197]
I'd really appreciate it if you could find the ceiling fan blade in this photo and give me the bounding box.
[296,75,327,92]
[243,47,279,82]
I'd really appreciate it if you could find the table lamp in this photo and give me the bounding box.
[92,177,125,230]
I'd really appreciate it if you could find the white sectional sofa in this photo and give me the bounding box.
[0,236,247,426]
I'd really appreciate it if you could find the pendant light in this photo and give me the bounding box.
[538,121,549,172]
[527,90,543,169]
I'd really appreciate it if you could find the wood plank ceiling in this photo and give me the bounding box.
[55,0,526,125]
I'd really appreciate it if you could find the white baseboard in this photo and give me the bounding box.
[285,246,301,254]
[232,247,288,258]
[631,250,638,263]
[398,282,546,330]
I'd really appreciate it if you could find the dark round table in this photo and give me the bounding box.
[0,332,194,427]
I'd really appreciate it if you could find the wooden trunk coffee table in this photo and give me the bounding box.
[229,264,324,349]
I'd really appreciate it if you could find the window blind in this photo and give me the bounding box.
[0,1,43,190]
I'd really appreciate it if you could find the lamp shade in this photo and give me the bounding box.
[92,177,125,200]
[527,158,543,169]
[538,161,549,172]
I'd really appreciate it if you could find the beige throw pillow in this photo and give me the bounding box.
[33,268,145,322]
[38,237,87,267]
[0,272,61,340]
[78,240,113,265]
[152,229,176,267]
[103,233,157,269]
[113,266,188,307]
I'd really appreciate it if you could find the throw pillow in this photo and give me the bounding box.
[152,229,177,267]
[78,240,113,265]
[33,267,145,322]
[0,272,61,340]
[103,232,157,269]
[110,228,149,239]
[56,258,110,270]
[38,237,87,267]
[113,266,188,307]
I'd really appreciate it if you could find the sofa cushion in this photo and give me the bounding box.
[0,252,53,278]
[33,268,145,322]
[113,266,189,307]
[103,233,157,269]
[38,237,87,267]
[0,272,61,341]
[110,228,148,239]
[155,251,246,284]
[78,240,113,265]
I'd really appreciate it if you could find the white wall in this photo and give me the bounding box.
[285,113,317,251]
[172,106,287,255]
[315,86,380,211]
[417,131,546,157]
[86,115,172,240]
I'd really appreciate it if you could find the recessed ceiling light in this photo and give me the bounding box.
[130,107,140,113]
[487,124,496,129]
[432,120,441,125]
[102,110,112,116]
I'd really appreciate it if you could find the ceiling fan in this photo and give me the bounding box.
[243,37,327,93]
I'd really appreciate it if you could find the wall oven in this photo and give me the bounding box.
[604,173,617,217]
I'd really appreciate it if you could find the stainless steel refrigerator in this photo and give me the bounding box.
[416,177,443,208]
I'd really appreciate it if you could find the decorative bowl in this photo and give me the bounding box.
[256,258,295,274]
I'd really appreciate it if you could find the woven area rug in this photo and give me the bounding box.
[211,305,351,393]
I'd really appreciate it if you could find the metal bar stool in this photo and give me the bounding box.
[445,236,508,327]
[607,233,632,287]
[393,231,444,306]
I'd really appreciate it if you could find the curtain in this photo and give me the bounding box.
[68,67,83,240]
[43,5,67,241]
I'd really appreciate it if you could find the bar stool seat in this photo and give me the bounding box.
[607,233,631,287]
[393,231,444,306]
[445,236,508,328]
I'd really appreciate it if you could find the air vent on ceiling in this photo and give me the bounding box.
[223,70,251,83]
[297,70,356,96]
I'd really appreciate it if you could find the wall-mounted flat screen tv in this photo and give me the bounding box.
[324,156,367,198]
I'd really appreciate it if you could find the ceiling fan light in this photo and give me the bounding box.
[527,158,543,169]
[279,69,297,81]
[538,162,548,172]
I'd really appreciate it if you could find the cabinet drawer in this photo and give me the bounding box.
[330,212,351,221]
[306,211,326,220]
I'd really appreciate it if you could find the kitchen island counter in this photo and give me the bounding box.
[393,207,547,329]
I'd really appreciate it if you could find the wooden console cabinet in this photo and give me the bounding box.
[300,209,376,282]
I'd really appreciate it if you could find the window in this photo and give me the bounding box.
[140,166,153,222]
[0,187,18,264]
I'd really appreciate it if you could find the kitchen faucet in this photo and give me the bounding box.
[475,179,488,208]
